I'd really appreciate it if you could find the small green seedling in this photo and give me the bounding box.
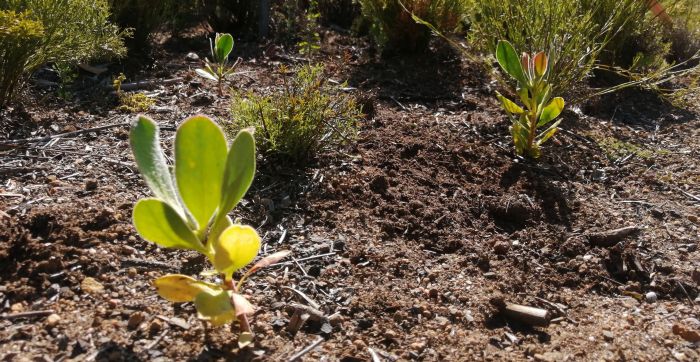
[130,114,289,347]
[196,33,240,95]
[495,40,566,159]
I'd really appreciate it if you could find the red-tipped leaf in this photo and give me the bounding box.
[533,52,548,77]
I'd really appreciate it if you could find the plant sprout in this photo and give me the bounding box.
[129,114,289,347]
[196,33,241,95]
[495,40,566,159]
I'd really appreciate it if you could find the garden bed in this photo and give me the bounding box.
[1,31,699,361]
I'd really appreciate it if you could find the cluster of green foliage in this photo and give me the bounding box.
[196,33,240,95]
[130,115,289,346]
[112,74,155,113]
[0,10,43,106]
[228,64,362,163]
[359,0,467,53]
[495,41,565,159]
[0,0,126,107]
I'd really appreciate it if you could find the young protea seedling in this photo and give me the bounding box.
[196,33,241,95]
[129,114,289,347]
[495,40,565,159]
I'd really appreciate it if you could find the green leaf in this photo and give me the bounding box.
[133,198,206,253]
[537,119,562,145]
[219,130,256,218]
[538,97,565,127]
[196,68,218,82]
[496,40,527,85]
[129,116,181,213]
[212,224,261,280]
[153,274,220,303]
[175,116,228,232]
[194,289,236,326]
[215,33,234,63]
[496,92,525,114]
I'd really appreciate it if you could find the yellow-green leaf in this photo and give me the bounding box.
[496,40,527,85]
[175,115,228,232]
[538,97,565,127]
[194,289,236,326]
[153,274,220,303]
[496,93,525,115]
[212,225,261,279]
[132,198,206,253]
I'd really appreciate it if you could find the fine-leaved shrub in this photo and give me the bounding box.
[0,10,43,106]
[227,64,362,163]
[359,0,467,53]
[0,0,126,106]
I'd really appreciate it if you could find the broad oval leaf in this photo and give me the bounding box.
[133,198,206,253]
[219,130,256,218]
[533,52,548,77]
[215,33,234,63]
[213,224,261,279]
[496,93,525,115]
[537,119,563,145]
[195,68,218,82]
[496,40,527,85]
[175,116,228,232]
[153,274,220,303]
[194,289,236,326]
[129,116,182,213]
[538,97,565,127]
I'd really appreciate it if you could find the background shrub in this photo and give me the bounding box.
[227,65,362,163]
[359,0,467,53]
[0,10,43,106]
[318,0,361,29]
[0,0,125,106]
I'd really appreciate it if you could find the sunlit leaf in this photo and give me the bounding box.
[538,97,565,127]
[219,130,256,217]
[231,293,255,317]
[195,68,218,82]
[496,92,524,114]
[215,33,234,63]
[537,119,562,145]
[129,116,182,213]
[238,332,254,349]
[496,40,527,85]
[153,274,220,303]
[133,198,206,253]
[175,116,228,232]
[194,289,236,326]
[533,51,548,77]
[249,251,291,274]
[212,224,261,279]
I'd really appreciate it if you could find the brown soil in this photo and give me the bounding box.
[1,30,699,361]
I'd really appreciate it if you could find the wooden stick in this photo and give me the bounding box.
[288,337,324,362]
[587,226,640,247]
[504,303,551,327]
[1,310,54,320]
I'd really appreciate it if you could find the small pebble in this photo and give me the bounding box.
[46,313,61,327]
[645,291,658,303]
[81,277,104,295]
[128,312,146,330]
[127,268,138,278]
[185,52,199,61]
[602,330,614,342]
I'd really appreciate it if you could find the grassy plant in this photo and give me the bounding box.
[130,115,289,346]
[227,64,362,163]
[113,73,155,113]
[0,10,44,107]
[495,40,565,159]
[297,0,322,57]
[196,33,240,96]
[359,0,467,53]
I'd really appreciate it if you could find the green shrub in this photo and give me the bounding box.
[359,0,467,53]
[227,64,362,163]
[0,10,43,106]
[0,0,126,106]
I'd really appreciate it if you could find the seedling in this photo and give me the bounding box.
[495,40,566,159]
[196,33,241,95]
[129,115,289,347]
